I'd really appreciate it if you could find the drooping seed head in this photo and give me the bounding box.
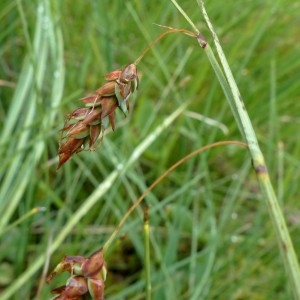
[57,62,139,169]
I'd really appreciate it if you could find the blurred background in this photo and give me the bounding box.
[1,0,300,299]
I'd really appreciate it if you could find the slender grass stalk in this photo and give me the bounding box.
[199,3,300,299]
[170,0,300,298]
[169,0,198,32]
[143,205,152,300]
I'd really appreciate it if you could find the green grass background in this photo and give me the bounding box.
[1,0,300,299]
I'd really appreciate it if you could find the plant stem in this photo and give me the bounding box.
[198,2,300,298]
[144,205,152,300]
[169,0,199,32]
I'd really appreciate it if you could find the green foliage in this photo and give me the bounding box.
[0,0,299,299]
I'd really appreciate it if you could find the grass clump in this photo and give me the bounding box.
[1,0,300,299]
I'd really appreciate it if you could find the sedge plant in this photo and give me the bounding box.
[45,21,250,299]
[53,5,300,296]
[1,1,299,299]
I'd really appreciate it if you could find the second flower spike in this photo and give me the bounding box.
[57,64,139,169]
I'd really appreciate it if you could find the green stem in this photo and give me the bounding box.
[170,0,300,298]
[169,0,199,33]
[144,205,152,300]
[199,2,300,299]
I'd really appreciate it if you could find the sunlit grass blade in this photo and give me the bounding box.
[199,2,300,299]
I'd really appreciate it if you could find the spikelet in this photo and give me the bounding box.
[47,248,107,300]
[57,64,139,169]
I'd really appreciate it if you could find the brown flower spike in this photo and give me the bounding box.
[47,248,107,300]
[58,63,139,169]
